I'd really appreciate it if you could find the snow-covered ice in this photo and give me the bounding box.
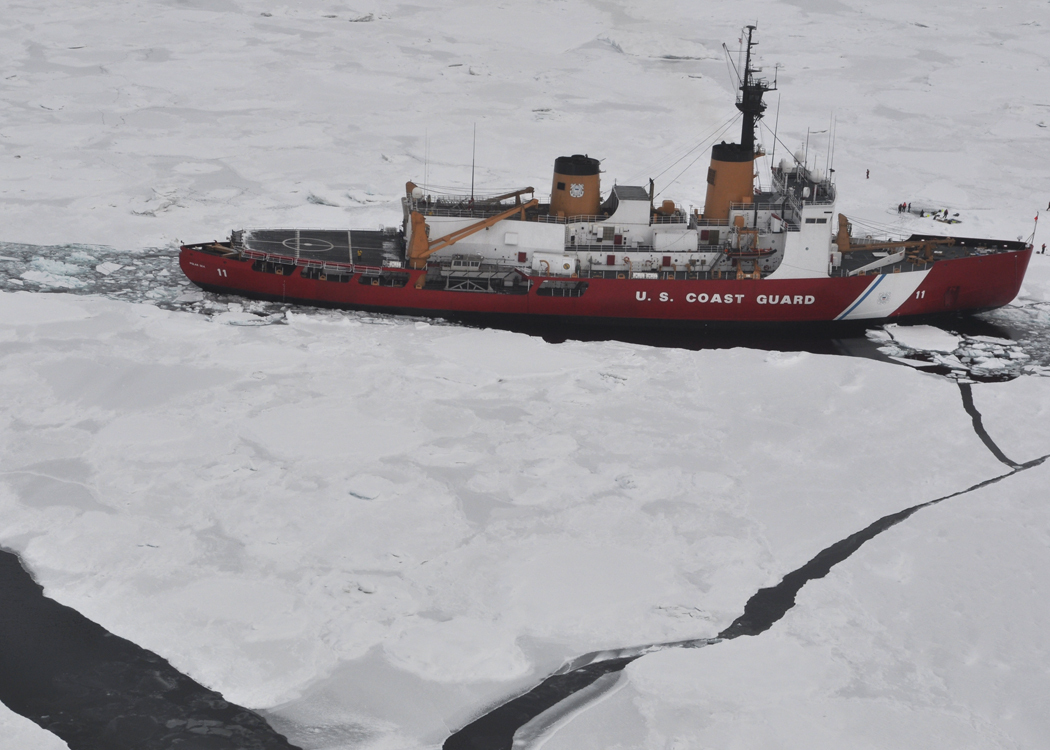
[544,459,1050,750]
[2,289,1049,748]
[2,0,1050,748]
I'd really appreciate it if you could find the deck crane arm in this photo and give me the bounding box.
[836,213,955,260]
[407,199,540,269]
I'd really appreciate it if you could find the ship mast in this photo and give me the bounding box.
[736,25,774,157]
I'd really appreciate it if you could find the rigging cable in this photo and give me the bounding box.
[724,43,742,89]
[846,215,914,240]
[655,114,741,197]
[625,112,742,186]
[759,119,802,166]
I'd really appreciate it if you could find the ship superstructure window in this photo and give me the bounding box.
[804,218,828,224]
[602,226,615,242]
[557,182,566,191]
[707,168,716,185]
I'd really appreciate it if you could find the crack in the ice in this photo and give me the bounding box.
[720,456,1047,638]
[442,657,637,750]
[444,452,1050,750]
[958,382,1020,468]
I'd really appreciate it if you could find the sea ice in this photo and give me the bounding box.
[1,0,1050,747]
[0,706,69,750]
[1,290,1048,750]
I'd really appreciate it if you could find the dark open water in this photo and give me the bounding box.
[0,548,299,749]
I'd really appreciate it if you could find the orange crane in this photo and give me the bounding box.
[406,193,539,269]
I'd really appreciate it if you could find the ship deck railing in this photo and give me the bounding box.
[830,261,932,277]
[551,214,607,224]
[729,201,795,213]
[414,206,524,220]
[570,243,730,254]
[693,218,731,227]
[239,247,366,274]
[410,208,612,225]
[573,243,656,252]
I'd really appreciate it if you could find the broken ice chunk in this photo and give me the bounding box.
[884,324,961,352]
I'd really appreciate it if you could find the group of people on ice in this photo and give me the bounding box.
[897,203,956,222]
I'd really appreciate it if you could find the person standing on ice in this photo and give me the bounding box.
[866,169,870,179]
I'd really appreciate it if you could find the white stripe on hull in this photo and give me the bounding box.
[835,269,929,320]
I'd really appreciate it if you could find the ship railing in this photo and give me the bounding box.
[652,215,688,225]
[534,214,616,225]
[831,261,931,278]
[408,192,531,208]
[574,243,656,253]
[413,206,520,219]
[693,218,731,227]
[240,247,365,273]
[728,201,793,213]
[240,227,397,236]
[520,214,605,224]
[575,267,759,281]
[407,208,619,225]
[415,190,535,204]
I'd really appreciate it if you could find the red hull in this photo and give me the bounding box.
[179,245,1031,324]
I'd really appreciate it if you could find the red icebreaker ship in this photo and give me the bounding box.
[180,27,1032,327]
